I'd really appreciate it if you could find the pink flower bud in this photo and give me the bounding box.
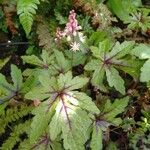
[55,27,64,41]
[64,10,81,36]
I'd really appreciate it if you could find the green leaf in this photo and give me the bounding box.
[65,50,86,66]
[140,59,150,82]
[91,67,106,90]
[106,67,125,94]
[117,58,143,79]
[88,31,110,46]
[131,0,142,7]
[131,44,150,59]
[0,103,7,115]
[30,138,62,150]
[0,57,10,70]
[84,60,106,91]
[25,69,100,149]
[22,51,71,76]
[103,97,129,125]
[106,141,118,150]
[90,46,100,58]
[30,100,55,143]
[85,40,135,93]
[30,114,49,143]
[39,75,58,92]
[0,74,14,92]
[25,85,50,100]
[49,112,62,141]
[91,39,111,59]
[108,0,130,21]
[60,107,92,150]
[54,50,71,73]
[17,0,40,36]
[58,71,89,90]
[73,91,100,114]
[50,141,63,150]
[22,55,43,67]
[20,74,38,94]
[107,41,135,59]
[67,76,89,91]
[54,10,67,25]
[91,124,103,150]
[11,65,23,91]
[57,71,72,89]
[84,59,100,71]
[50,97,91,150]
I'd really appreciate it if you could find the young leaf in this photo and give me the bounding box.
[90,39,111,59]
[88,31,110,46]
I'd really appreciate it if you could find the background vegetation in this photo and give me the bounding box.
[0,0,150,149]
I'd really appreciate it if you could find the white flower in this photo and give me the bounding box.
[78,32,86,43]
[66,35,71,42]
[70,41,80,52]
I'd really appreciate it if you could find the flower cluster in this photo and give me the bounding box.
[55,27,64,41]
[64,10,82,36]
[55,10,86,52]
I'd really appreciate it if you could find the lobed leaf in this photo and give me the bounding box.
[22,55,43,67]
[106,67,125,94]
[103,97,129,125]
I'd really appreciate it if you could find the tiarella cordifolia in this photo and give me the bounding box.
[55,10,86,52]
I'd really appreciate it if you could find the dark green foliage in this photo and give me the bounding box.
[1,120,31,150]
[0,64,23,103]
[0,0,150,149]
[108,0,150,32]
[17,0,40,36]
[0,105,33,134]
